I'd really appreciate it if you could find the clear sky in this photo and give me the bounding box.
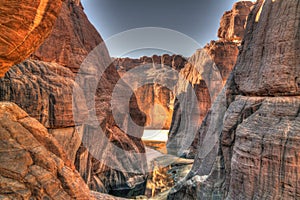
[81,0,249,58]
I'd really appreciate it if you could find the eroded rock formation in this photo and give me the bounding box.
[167,1,254,157]
[0,0,147,198]
[0,102,91,199]
[0,0,63,77]
[218,1,254,42]
[114,55,187,129]
[31,0,101,73]
[0,60,83,163]
[168,0,300,199]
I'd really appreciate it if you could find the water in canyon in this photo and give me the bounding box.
[140,129,193,199]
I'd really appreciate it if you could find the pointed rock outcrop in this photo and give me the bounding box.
[168,0,300,199]
[167,1,254,157]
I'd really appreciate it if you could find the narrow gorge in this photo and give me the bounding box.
[0,0,299,200]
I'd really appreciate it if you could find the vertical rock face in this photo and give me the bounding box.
[133,83,175,129]
[167,1,253,157]
[0,0,63,77]
[0,60,84,164]
[0,0,148,198]
[234,0,300,96]
[0,60,77,129]
[168,0,300,199]
[114,55,187,129]
[31,0,102,73]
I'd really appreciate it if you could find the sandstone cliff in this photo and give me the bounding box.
[31,0,101,73]
[168,0,300,199]
[218,1,254,42]
[0,103,125,200]
[0,0,148,198]
[167,1,253,157]
[0,0,63,77]
[114,55,187,129]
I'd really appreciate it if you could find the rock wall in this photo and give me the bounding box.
[114,55,187,129]
[31,0,102,73]
[168,0,300,199]
[0,0,63,77]
[0,60,82,163]
[167,1,253,157]
[0,0,148,198]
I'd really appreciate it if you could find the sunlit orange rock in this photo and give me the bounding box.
[0,0,63,77]
[114,55,187,129]
[0,0,148,197]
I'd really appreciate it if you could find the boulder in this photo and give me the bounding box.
[0,102,91,199]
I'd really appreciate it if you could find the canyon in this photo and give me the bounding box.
[115,1,254,158]
[114,55,187,129]
[0,0,299,199]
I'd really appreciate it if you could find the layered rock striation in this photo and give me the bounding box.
[0,60,83,163]
[114,55,187,129]
[0,102,92,199]
[0,0,148,198]
[167,1,254,157]
[31,0,102,73]
[168,0,300,199]
[0,0,63,77]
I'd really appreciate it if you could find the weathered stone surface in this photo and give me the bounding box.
[48,127,82,163]
[167,0,254,157]
[0,0,148,197]
[91,191,127,200]
[168,1,300,199]
[0,0,63,77]
[0,102,91,199]
[114,55,187,72]
[218,1,254,42]
[203,41,239,83]
[114,55,187,129]
[0,59,85,165]
[133,83,175,129]
[234,0,300,96]
[0,60,78,129]
[32,0,103,73]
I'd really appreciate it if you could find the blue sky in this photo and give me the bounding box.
[81,0,249,58]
